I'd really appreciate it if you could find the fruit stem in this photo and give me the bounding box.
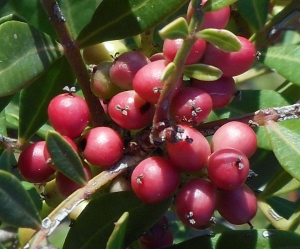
[39,0,108,127]
[151,0,204,144]
[27,155,143,249]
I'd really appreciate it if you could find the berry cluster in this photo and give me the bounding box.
[16,1,259,248]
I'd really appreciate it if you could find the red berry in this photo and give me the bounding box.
[82,127,124,167]
[47,93,90,139]
[175,178,217,229]
[207,148,249,191]
[163,38,206,65]
[108,90,155,130]
[211,121,257,158]
[217,184,257,225]
[18,141,55,183]
[56,162,92,198]
[109,51,150,90]
[131,156,180,203]
[187,0,230,30]
[166,125,211,172]
[191,77,236,109]
[203,36,256,77]
[138,216,173,249]
[170,87,212,125]
[133,60,183,104]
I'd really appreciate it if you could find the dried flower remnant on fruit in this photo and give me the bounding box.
[188,99,202,117]
[115,105,130,115]
[235,157,244,170]
[185,211,196,225]
[153,86,162,93]
[136,174,144,184]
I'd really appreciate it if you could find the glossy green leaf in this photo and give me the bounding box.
[260,45,300,86]
[236,0,270,31]
[106,212,129,249]
[46,131,86,185]
[197,28,242,52]
[183,63,222,81]
[266,196,297,220]
[165,229,300,249]
[0,96,13,114]
[0,150,22,179]
[21,181,43,213]
[63,191,172,249]
[0,21,63,97]
[0,170,41,229]
[159,17,189,40]
[202,0,238,12]
[18,57,75,142]
[0,14,26,25]
[265,121,300,183]
[77,0,189,48]
[276,81,300,104]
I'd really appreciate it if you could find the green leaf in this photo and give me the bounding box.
[0,0,9,10]
[265,120,300,182]
[106,212,129,249]
[197,28,242,52]
[266,196,297,220]
[159,17,189,40]
[0,150,22,179]
[0,170,41,229]
[21,181,43,214]
[236,0,270,31]
[0,21,63,97]
[202,0,238,12]
[77,0,189,48]
[276,81,300,104]
[260,45,300,86]
[183,64,222,81]
[18,57,75,142]
[46,131,86,185]
[0,14,26,25]
[166,229,300,249]
[63,191,172,249]
[0,96,13,113]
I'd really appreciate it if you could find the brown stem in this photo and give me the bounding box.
[39,0,107,127]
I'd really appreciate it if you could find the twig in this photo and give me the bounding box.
[39,0,107,127]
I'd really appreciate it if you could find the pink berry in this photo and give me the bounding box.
[48,93,90,139]
[108,90,155,130]
[166,125,211,172]
[82,127,124,167]
[18,141,55,183]
[131,156,180,203]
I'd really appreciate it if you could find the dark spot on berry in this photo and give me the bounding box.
[139,102,152,114]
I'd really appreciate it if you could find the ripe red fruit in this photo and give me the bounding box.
[207,148,249,191]
[18,141,55,183]
[203,36,256,77]
[175,178,217,229]
[56,162,92,198]
[133,60,183,104]
[191,77,236,109]
[187,0,230,30]
[109,51,150,90]
[166,125,211,172]
[131,156,180,203]
[139,216,173,249]
[170,87,212,125]
[82,127,124,167]
[217,184,257,225]
[211,121,257,158]
[108,90,155,130]
[47,93,90,139]
[163,38,206,65]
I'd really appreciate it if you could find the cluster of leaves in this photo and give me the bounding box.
[0,0,300,248]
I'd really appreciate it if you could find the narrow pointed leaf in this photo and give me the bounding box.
[63,191,172,249]
[77,0,189,48]
[260,45,300,86]
[236,0,270,31]
[0,170,41,229]
[106,212,129,249]
[0,21,63,97]
[159,17,189,40]
[18,57,75,142]
[165,229,300,249]
[183,64,222,81]
[202,0,238,12]
[0,14,26,25]
[46,131,86,185]
[265,121,300,183]
[197,28,242,52]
